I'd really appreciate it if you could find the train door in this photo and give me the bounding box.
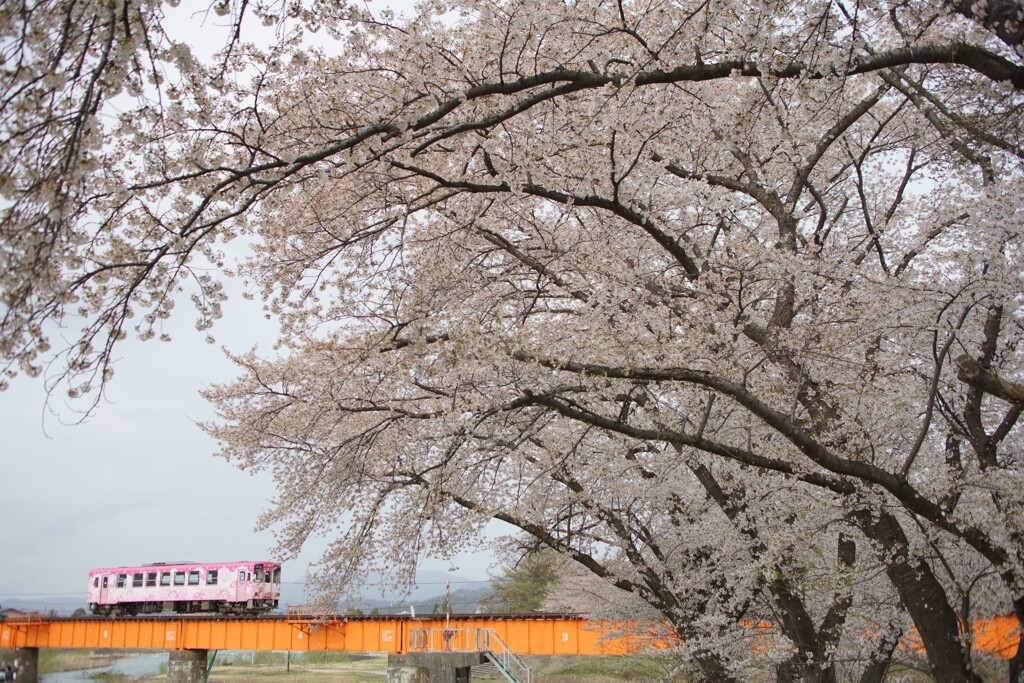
[254,564,264,597]
[98,574,109,603]
[236,567,249,601]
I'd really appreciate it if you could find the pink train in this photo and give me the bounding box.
[86,561,281,615]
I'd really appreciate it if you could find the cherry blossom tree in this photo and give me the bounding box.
[2,0,1024,680]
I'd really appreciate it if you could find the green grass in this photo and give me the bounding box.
[146,653,390,682]
[9,648,698,682]
[470,655,692,682]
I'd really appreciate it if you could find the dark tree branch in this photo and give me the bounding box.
[957,353,1024,407]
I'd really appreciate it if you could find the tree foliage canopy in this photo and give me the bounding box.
[482,547,560,613]
[2,0,1024,680]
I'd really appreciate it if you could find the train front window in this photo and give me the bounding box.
[93,577,98,588]
[273,567,280,584]
[160,572,171,586]
[255,564,264,582]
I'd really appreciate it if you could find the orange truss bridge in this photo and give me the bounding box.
[0,608,1018,683]
[1,609,1018,656]
[2,609,623,656]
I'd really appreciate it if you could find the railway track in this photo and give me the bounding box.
[11,611,585,624]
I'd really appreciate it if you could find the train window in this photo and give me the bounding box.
[132,573,143,587]
[273,567,280,584]
[206,570,218,585]
[117,574,126,588]
[255,565,264,582]
[239,571,246,585]
[146,572,157,587]
[102,576,108,588]
[93,577,99,588]
[160,572,171,586]
[174,572,185,586]
[188,571,200,585]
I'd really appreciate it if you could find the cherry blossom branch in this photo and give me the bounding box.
[390,160,702,278]
[634,44,1024,89]
[509,350,1008,567]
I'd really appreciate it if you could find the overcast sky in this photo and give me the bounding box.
[0,0,496,611]
[0,283,494,607]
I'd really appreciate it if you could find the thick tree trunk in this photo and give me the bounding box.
[692,652,741,683]
[764,590,831,678]
[1010,596,1024,682]
[688,460,837,683]
[772,579,835,683]
[776,658,830,683]
[857,623,902,683]
[854,509,981,683]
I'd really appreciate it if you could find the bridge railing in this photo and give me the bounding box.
[285,605,338,621]
[409,627,532,683]
[1,611,42,625]
[409,626,482,652]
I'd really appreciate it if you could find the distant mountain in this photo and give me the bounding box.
[409,583,494,615]
[300,571,493,615]
[1,596,86,616]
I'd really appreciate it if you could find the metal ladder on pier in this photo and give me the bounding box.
[480,628,532,683]
[409,627,533,683]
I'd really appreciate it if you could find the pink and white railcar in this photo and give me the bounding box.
[87,561,281,615]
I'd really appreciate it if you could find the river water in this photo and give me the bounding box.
[41,653,167,682]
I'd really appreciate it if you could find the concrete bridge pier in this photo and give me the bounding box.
[167,649,208,683]
[9,647,39,683]
[387,652,485,683]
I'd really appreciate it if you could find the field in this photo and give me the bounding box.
[9,647,995,682]
[6,648,700,682]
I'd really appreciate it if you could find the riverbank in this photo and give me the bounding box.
[41,649,165,674]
